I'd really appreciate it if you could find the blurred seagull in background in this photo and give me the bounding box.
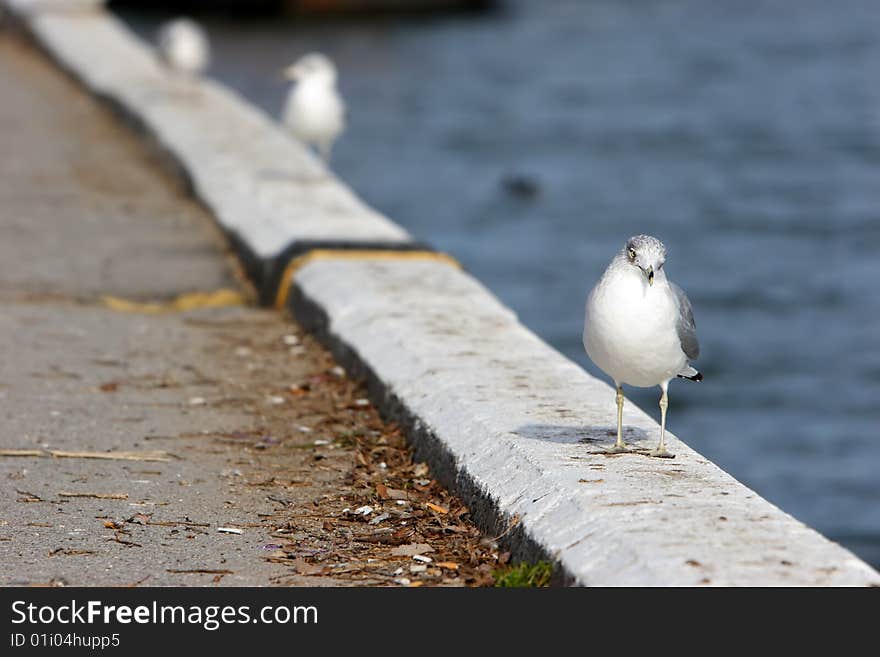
[583,235,702,459]
[157,18,210,78]
[282,53,346,164]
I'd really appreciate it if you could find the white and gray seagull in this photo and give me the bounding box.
[282,53,346,164]
[583,235,702,458]
[157,18,210,78]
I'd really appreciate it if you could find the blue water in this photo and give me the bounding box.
[119,0,880,567]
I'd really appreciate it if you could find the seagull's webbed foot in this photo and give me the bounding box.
[605,443,630,455]
[648,447,675,459]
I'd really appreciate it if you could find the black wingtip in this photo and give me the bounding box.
[678,372,703,382]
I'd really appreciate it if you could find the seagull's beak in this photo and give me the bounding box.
[282,65,301,81]
[646,266,654,286]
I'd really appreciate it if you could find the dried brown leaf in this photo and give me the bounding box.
[293,557,323,576]
[390,543,435,557]
[385,487,409,500]
[128,513,152,525]
[48,548,95,557]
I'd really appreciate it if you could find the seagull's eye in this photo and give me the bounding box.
[627,248,636,261]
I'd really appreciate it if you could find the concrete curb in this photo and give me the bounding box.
[288,259,880,585]
[8,0,879,585]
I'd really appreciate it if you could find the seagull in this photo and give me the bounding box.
[157,18,210,78]
[583,235,702,458]
[282,53,346,164]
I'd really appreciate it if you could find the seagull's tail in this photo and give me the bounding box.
[677,365,703,382]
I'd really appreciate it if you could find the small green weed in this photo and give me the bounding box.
[493,561,553,587]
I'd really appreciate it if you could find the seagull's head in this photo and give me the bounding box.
[623,235,666,286]
[283,53,338,85]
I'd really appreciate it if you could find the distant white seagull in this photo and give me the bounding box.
[583,235,702,458]
[282,53,346,164]
[157,18,210,78]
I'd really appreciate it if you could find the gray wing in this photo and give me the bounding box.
[671,282,700,361]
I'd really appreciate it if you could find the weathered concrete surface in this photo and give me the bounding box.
[1,304,320,587]
[5,0,411,297]
[0,31,339,586]
[290,258,880,586]
[0,35,238,301]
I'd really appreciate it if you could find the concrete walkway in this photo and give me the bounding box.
[0,31,312,586]
[0,32,494,587]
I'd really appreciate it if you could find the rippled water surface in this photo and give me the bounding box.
[121,0,880,566]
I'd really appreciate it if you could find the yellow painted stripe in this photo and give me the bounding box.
[274,249,461,309]
[102,288,247,314]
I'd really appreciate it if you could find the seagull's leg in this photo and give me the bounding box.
[607,384,629,453]
[650,381,675,459]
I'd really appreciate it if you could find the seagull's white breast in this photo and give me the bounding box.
[583,264,687,387]
[283,80,345,148]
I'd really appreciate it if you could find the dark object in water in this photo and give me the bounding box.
[501,173,541,200]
